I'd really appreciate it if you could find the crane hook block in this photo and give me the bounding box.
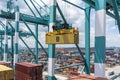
[46,29,79,44]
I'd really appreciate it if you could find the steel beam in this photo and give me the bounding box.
[85,3,91,74]
[56,2,67,23]
[111,0,120,33]
[63,0,85,10]
[0,10,48,25]
[82,0,116,19]
[0,20,5,29]
[22,19,48,56]
[19,36,35,59]
[30,0,42,17]
[39,0,49,8]
[33,0,48,14]
[35,24,38,64]
[24,0,36,17]
[75,44,85,61]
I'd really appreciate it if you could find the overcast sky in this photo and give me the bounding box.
[0,0,120,48]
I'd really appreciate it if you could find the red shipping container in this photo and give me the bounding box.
[15,62,43,80]
[15,63,36,77]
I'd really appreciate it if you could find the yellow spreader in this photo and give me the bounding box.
[46,29,79,44]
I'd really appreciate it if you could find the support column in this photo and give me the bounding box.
[0,35,2,60]
[11,35,14,66]
[35,24,38,64]
[14,1,19,66]
[48,0,56,80]
[85,3,91,74]
[4,19,8,62]
[94,0,106,77]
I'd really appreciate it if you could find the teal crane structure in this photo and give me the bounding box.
[0,0,120,80]
[62,0,120,79]
[0,21,33,64]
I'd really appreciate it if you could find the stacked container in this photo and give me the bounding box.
[0,61,7,66]
[15,62,43,80]
[0,65,14,80]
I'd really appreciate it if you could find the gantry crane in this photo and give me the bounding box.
[0,0,120,80]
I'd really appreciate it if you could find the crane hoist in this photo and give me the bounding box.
[46,24,79,44]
